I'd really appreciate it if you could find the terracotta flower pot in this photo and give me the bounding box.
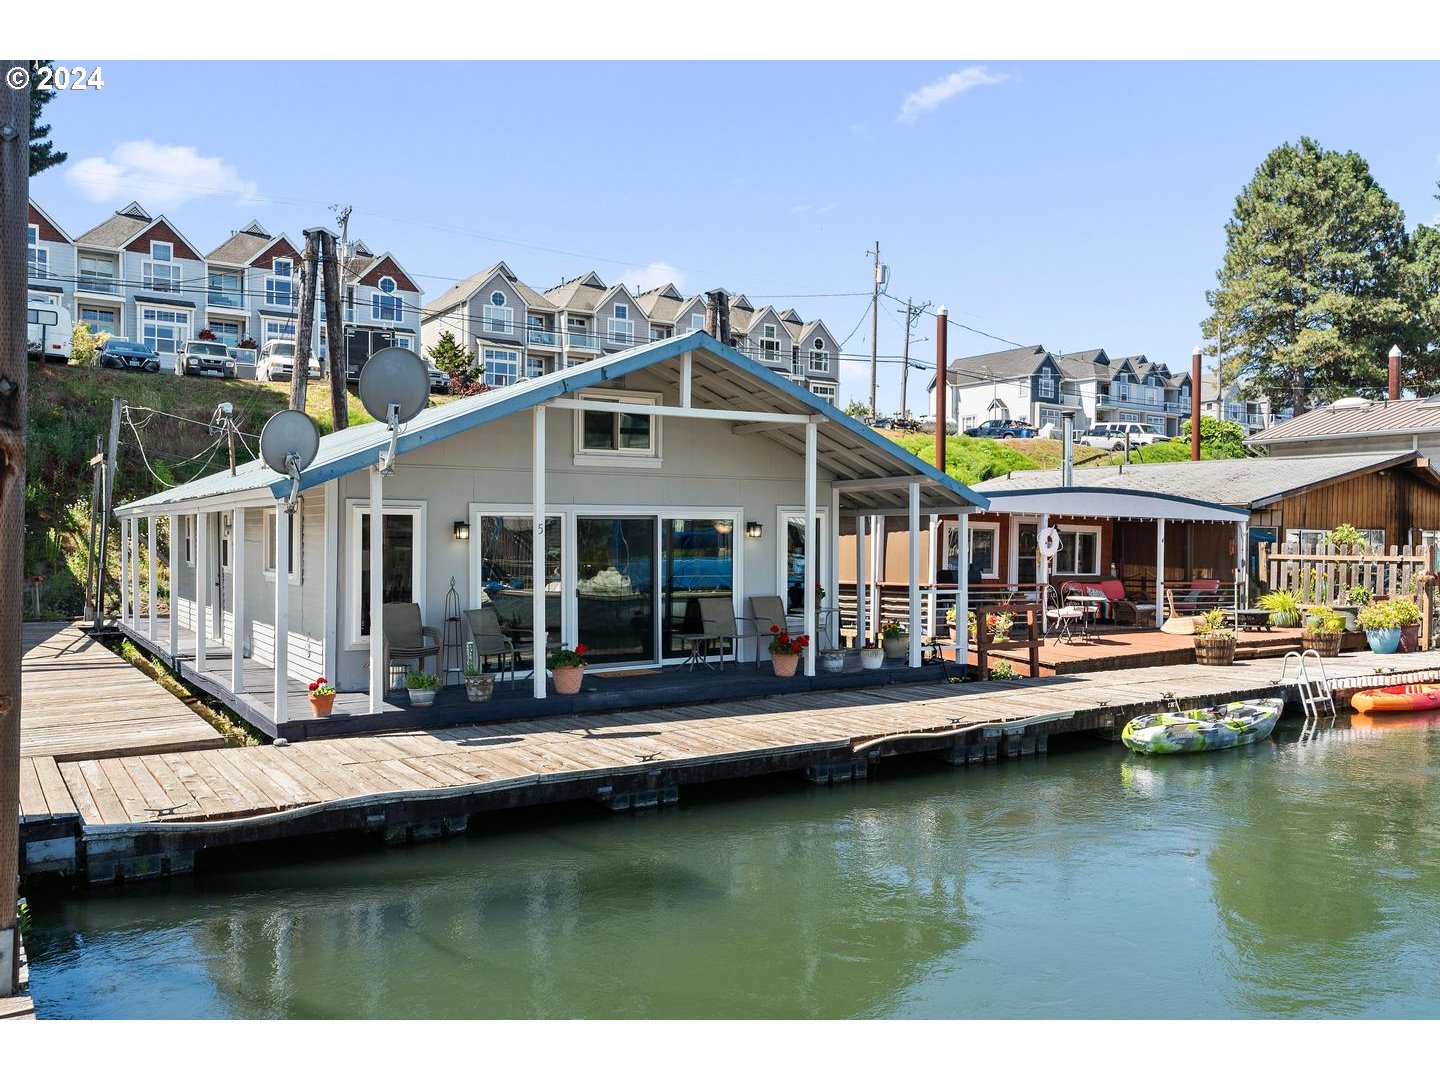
[552,665,586,694]
[770,652,800,677]
[309,693,334,718]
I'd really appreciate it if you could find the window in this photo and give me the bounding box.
[182,516,194,566]
[219,513,232,572]
[207,319,242,347]
[348,503,425,643]
[27,225,47,279]
[812,384,837,405]
[650,325,672,341]
[266,258,293,307]
[262,507,302,582]
[143,242,178,292]
[780,511,828,615]
[264,319,295,345]
[208,269,242,307]
[140,307,190,355]
[483,298,513,335]
[490,290,505,307]
[1037,373,1055,398]
[944,521,999,579]
[372,289,403,322]
[395,336,413,351]
[77,252,116,292]
[1118,411,1139,423]
[483,347,520,386]
[473,512,563,615]
[1054,526,1101,576]
[1285,528,1385,552]
[809,338,829,372]
[525,354,545,379]
[575,389,661,464]
[1038,408,1063,429]
[760,324,780,363]
[607,304,634,346]
[79,307,118,334]
[961,415,976,430]
[691,314,705,331]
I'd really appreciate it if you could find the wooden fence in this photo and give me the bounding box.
[1256,541,1435,647]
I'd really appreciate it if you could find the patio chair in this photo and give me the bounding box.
[697,597,760,669]
[1085,579,1157,626]
[746,595,792,667]
[383,602,441,680]
[464,606,517,685]
[1042,584,1085,645]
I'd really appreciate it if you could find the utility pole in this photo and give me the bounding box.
[322,229,347,430]
[897,298,929,420]
[291,230,322,411]
[94,396,123,631]
[1,57,31,996]
[867,242,885,421]
[332,204,352,417]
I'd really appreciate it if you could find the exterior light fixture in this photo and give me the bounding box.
[453,520,470,541]
[746,521,763,539]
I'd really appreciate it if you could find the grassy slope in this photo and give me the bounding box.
[25,364,406,617]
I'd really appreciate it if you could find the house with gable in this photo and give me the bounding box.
[27,199,74,313]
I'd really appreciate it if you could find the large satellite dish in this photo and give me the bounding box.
[359,347,429,425]
[259,409,320,513]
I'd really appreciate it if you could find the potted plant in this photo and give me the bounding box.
[984,610,1014,643]
[1389,597,1423,652]
[1357,600,1402,654]
[1256,589,1302,628]
[307,677,336,718]
[1301,606,1345,658]
[767,626,809,677]
[1336,585,1372,631]
[547,642,588,694]
[405,669,440,707]
[880,620,909,660]
[463,665,495,703]
[1193,607,1237,666]
[859,639,885,669]
[819,648,846,674]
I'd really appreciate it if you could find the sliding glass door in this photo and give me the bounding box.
[576,517,657,666]
[661,518,735,659]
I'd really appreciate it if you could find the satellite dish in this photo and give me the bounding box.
[259,409,319,513]
[359,347,429,425]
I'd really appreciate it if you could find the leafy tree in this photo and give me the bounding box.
[426,330,474,376]
[1179,416,1249,458]
[69,322,110,368]
[1201,137,1412,413]
[1405,209,1440,380]
[842,399,870,419]
[28,61,67,176]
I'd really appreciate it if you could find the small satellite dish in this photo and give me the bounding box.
[359,347,429,425]
[358,347,429,475]
[259,410,320,513]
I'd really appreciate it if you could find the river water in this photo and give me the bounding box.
[24,714,1440,1019]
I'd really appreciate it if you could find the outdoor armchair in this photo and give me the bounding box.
[697,596,760,669]
[464,606,517,685]
[745,595,792,666]
[383,602,441,679]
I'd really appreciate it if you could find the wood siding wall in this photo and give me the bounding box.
[1266,467,1440,543]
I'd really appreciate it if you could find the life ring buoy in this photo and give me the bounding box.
[1038,527,1062,560]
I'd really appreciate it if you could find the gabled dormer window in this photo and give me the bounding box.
[483,291,513,335]
[143,241,178,292]
[27,225,47,279]
[691,313,705,331]
[607,303,634,346]
[372,276,402,322]
[1037,371,1055,398]
[809,337,829,373]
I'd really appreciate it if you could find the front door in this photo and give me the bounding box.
[576,516,657,666]
[1015,520,1039,585]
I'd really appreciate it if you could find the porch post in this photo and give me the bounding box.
[1234,519,1247,612]
[907,480,921,667]
[147,516,157,640]
[956,515,970,666]
[274,500,290,726]
[1155,517,1167,628]
[856,512,868,646]
[231,506,246,694]
[130,516,141,629]
[829,487,841,650]
[1038,512,1050,635]
[803,422,817,675]
[926,514,939,638]
[680,351,692,407]
[368,467,385,712]
[195,512,209,673]
[119,516,130,626]
[167,513,179,664]
[871,516,884,631]
[532,406,547,699]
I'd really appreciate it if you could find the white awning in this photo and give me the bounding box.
[978,487,1248,523]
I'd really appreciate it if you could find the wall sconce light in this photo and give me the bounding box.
[746,521,763,539]
[453,520,470,541]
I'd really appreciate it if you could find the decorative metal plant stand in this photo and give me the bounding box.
[442,576,465,687]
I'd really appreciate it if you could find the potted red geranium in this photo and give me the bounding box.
[767,625,810,677]
[548,642,588,694]
[308,678,336,717]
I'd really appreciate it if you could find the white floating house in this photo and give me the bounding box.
[112,331,986,736]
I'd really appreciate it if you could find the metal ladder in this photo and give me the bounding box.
[1278,649,1337,741]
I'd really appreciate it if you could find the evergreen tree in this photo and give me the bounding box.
[425,330,474,376]
[1404,189,1440,386]
[1201,137,1411,413]
[29,61,67,176]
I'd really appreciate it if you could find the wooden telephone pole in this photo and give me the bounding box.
[322,230,347,430]
[867,242,883,421]
[289,229,322,411]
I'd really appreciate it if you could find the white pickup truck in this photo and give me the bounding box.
[1076,421,1169,450]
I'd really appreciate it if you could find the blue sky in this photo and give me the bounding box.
[31,60,1440,411]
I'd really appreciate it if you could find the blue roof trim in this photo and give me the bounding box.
[234,329,979,507]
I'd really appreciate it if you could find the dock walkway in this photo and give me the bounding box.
[26,647,1440,886]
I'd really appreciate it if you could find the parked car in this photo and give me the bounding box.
[96,339,161,373]
[175,339,235,378]
[1076,421,1169,450]
[427,364,449,392]
[256,340,318,382]
[964,418,1037,439]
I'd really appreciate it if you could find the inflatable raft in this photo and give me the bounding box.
[1121,698,1283,755]
[1351,683,1440,713]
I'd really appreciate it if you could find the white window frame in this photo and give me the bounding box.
[573,389,663,468]
[140,306,190,356]
[776,507,830,617]
[143,242,178,292]
[262,505,302,585]
[266,258,293,306]
[1037,372,1055,398]
[79,306,119,333]
[345,501,427,648]
[943,520,999,579]
[182,516,195,566]
[1285,528,1384,552]
[809,338,829,372]
[525,354,545,379]
[811,384,837,406]
[263,319,295,345]
[607,305,634,345]
[27,225,47,278]
[691,314,705,331]
[1054,525,1103,577]
[372,291,403,323]
[483,301,513,336]
[482,347,520,386]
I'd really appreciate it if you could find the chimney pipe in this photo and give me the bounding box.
[934,306,948,472]
[704,289,730,345]
[1389,343,1403,402]
[1190,346,1203,461]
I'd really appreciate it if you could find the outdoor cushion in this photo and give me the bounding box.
[1094,579,1128,602]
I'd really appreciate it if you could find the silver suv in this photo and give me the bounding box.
[1077,421,1168,450]
[175,339,235,378]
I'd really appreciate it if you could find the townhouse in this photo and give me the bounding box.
[422,269,841,403]
[1200,372,1292,433]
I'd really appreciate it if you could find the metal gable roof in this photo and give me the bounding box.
[117,331,987,515]
[1249,397,1440,444]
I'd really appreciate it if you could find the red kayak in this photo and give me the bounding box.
[1351,683,1440,713]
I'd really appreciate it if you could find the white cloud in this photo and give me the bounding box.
[791,202,840,216]
[64,140,262,211]
[621,261,685,294]
[896,66,1009,125]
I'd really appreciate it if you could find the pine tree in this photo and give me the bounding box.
[1201,137,1411,413]
[29,61,67,176]
[425,330,474,376]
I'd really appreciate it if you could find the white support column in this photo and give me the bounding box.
[167,513,179,664]
[870,517,884,634]
[274,500,290,726]
[803,421,817,676]
[532,406,548,699]
[1235,520,1248,613]
[956,516,970,667]
[907,481,921,667]
[926,514,939,638]
[368,467,385,712]
[829,487,841,650]
[131,516,141,629]
[679,351,693,408]
[147,516,157,640]
[194,512,209,673]
[856,513,868,647]
[1155,517,1167,628]
[1038,512,1051,635]
[231,506,246,694]
[119,517,130,626]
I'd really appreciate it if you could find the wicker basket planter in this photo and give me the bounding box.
[1194,634,1237,666]
[1301,630,1342,658]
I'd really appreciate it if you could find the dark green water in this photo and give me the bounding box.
[24,715,1440,1019]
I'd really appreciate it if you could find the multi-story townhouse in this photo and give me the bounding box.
[1200,373,1291,433]
[202,220,304,350]
[636,284,708,341]
[339,241,423,365]
[27,199,74,313]
[723,295,840,403]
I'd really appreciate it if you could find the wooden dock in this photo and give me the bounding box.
[21,647,1440,888]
